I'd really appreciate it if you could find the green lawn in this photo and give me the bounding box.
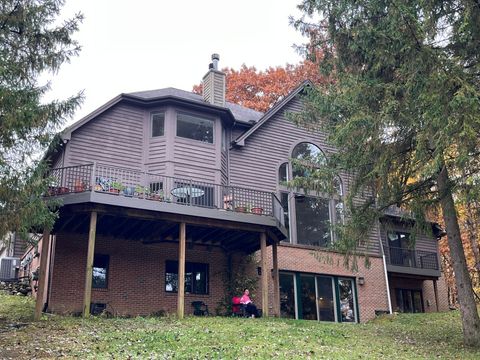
[0,295,479,359]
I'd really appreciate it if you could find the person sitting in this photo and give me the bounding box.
[240,288,259,318]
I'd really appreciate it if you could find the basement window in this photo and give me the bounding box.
[92,254,109,289]
[176,112,214,143]
[165,261,209,295]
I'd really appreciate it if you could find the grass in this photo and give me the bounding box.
[0,295,479,359]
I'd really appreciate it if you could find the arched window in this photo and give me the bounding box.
[291,142,327,178]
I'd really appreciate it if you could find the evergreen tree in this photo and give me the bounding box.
[0,1,83,241]
[293,0,480,346]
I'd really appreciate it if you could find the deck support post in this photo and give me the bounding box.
[272,240,280,317]
[260,232,269,317]
[34,229,51,321]
[177,222,186,319]
[433,279,439,312]
[83,211,97,317]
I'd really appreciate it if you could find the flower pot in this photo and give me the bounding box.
[235,207,247,213]
[108,189,120,195]
[58,187,69,194]
[251,207,263,215]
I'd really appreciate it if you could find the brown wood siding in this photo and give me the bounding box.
[173,137,218,183]
[67,104,144,170]
[380,220,439,254]
[146,137,167,174]
[229,96,380,255]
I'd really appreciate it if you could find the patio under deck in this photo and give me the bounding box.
[36,163,287,320]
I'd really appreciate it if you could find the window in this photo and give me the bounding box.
[280,142,344,247]
[395,289,424,313]
[278,163,289,184]
[151,112,165,137]
[388,231,415,266]
[280,272,358,323]
[92,254,109,289]
[292,142,327,178]
[221,127,227,151]
[165,261,208,294]
[177,113,214,143]
[295,195,331,247]
[280,192,290,242]
[338,278,357,322]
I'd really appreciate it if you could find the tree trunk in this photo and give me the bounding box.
[438,165,480,347]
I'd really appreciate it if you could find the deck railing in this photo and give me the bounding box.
[387,246,439,270]
[46,163,285,225]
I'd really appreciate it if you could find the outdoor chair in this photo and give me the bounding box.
[231,296,248,317]
[191,301,209,316]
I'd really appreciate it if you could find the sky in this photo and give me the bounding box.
[45,0,308,125]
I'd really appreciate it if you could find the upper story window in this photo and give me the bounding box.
[292,142,327,178]
[177,112,214,143]
[279,142,345,248]
[279,162,289,185]
[151,112,165,137]
[387,231,410,249]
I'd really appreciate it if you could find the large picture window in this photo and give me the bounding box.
[295,195,331,247]
[165,261,209,295]
[176,113,214,143]
[92,254,109,289]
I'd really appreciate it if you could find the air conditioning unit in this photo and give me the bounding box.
[0,257,19,281]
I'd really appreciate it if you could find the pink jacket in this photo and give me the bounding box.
[240,294,252,304]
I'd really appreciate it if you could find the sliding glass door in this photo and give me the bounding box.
[279,273,296,319]
[280,272,358,323]
[317,276,336,321]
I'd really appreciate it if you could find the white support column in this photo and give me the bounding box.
[272,241,280,317]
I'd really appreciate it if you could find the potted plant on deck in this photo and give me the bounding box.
[110,181,124,195]
[250,206,263,215]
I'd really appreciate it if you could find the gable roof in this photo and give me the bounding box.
[232,80,312,147]
[62,87,263,140]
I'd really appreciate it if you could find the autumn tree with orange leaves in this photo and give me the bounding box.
[193,60,327,113]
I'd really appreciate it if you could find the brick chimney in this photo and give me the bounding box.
[202,53,226,107]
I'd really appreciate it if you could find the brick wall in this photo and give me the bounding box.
[250,243,390,322]
[46,233,450,321]
[49,232,232,316]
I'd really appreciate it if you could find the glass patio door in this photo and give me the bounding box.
[338,278,357,322]
[316,276,336,322]
[299,275,318,320]
[279,273,296,319]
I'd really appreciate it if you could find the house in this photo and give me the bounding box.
[26,54,449,322]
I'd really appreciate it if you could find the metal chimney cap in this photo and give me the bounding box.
[211,53,220,61]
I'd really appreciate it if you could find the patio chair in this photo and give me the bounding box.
[191,301,209,316]
[231,296,247,317]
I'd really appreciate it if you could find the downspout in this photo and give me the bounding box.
[378,224,393,314]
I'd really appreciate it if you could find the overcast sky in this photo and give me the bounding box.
[44,0,307,125]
